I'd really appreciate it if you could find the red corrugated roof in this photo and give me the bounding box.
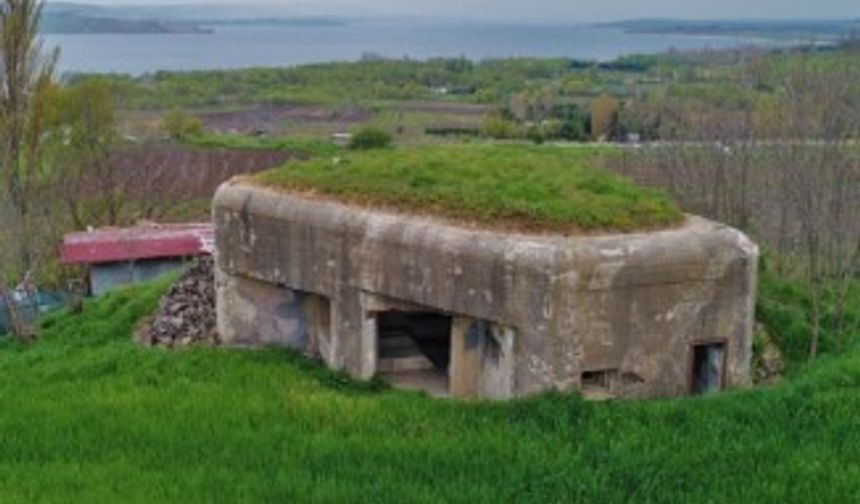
[61,223,214,265]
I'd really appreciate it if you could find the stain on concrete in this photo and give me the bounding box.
[213,181,759,400]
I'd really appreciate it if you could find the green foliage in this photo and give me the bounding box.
[86,48,860,146]
[58,78,118,146]
[93,56,650,111]
[758,268,860,370]
[0,278,859,501]
[185,133,340,157]
[590,94,620,141]
[424,126,480,138]
[255,145,682,232]
[163,109,204,140]
[348,127,393,151]
[53,77,124,229]
[480,114,521,139]
[553,104,591,141]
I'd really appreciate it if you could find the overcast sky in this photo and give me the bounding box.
[81,0,860,23]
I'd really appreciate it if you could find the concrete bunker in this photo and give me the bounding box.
[376,310,452,396]
[691,341,727,395]
[213,181,758,400]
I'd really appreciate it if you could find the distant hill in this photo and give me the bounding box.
[42,13,210,34]
[604,19,860,40]
[43,3,209,34]
[46,2,368,21]
[201,17,349,28]
[42,2,353,34]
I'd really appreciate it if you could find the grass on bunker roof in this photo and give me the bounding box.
[253,145,683,233]
[0,277,859,502]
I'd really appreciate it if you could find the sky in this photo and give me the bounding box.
[81,0,860,23]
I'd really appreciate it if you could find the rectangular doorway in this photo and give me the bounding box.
[691,342,727,395]
[377,311,453,398]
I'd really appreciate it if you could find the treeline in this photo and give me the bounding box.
[489,47,860,142]
[82,53,695,111]
[87,44,857,145]
[611,56,860,365]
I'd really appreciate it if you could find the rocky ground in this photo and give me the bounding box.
[140,257,219,347]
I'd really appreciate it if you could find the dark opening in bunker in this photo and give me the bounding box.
[581,369,618,399]
[307,295,331,358]
[377,311,452,397]
[692,342,726,395]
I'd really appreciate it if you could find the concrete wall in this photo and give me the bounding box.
[213,181,759,400]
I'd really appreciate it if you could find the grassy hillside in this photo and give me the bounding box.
[0,279,859,503]
[184,133,341,157]
[254,145,682,233]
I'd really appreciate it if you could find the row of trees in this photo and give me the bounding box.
[0,1,269,339]
[481,93,621,143]
[479,45,859,145]
[612,55,860,361]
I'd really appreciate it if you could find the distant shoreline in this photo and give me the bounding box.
[41,14,347,35]
[600,19,859,41]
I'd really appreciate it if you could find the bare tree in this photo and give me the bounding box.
[0,0,57,339]
[612,54,860,360]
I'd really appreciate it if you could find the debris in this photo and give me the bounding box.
[141,257,218,347]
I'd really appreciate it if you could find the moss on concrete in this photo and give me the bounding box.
[253,145,682,233]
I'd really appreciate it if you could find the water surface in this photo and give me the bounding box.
[44,19,797,75]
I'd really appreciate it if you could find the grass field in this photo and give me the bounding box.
[184,133,341,157]
[255,145,682,233]
[0,278,859,503]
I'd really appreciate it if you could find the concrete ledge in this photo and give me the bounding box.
[214,181,759,400]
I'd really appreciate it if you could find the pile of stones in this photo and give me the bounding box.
[141,256,219,347]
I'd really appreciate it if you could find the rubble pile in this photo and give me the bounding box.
[141,257,219,347]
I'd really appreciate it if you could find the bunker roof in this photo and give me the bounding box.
[252,145,681,234]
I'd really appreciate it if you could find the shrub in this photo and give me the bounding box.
[163,109,204,141]
[481,115,520,140]
[348,127,392,151]
[425,126,481,138]
[590,94,620,141]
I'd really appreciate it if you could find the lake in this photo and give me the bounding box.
[44,19,799,75]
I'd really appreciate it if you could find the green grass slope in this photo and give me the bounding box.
[254,145,682,233]
[0,279,859,503]
[185,133,341,157]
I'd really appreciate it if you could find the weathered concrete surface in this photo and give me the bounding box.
[214,181,759,400]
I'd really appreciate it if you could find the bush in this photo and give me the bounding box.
[163,109,204,141]
[424,126,480,138]
[526,127,546,145]
[481,115,520,140]
[348,127,392,151]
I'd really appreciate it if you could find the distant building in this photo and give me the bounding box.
[331,132,353,146]
[61,223,213,296]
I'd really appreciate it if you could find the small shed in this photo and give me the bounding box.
[61,223,214,296]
